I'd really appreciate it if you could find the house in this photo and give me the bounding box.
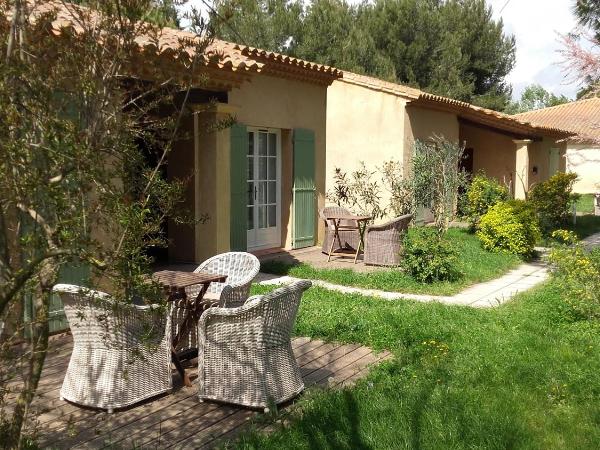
[22,3,574,268]
[514,97,600,193]
[326,72,573,208]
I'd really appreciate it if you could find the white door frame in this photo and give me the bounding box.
[246,127,282,251]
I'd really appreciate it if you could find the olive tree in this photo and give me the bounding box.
[0,1,223,446]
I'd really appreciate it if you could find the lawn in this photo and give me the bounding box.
[260,228,521,296]
[576,193,595,215]
[232,282,600,449]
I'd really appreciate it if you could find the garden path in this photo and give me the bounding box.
[257,231,600,308]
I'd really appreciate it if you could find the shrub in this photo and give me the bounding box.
[548,230,600,320]
[529,172,579,232]
[402,227,461,282]
[476,200,540,258]
[465,174,509,229]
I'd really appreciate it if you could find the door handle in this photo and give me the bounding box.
[254,185,257,200]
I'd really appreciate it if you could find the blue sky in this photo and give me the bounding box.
[181,0,581,100]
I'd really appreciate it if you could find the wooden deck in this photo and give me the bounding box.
[16,333,390,449]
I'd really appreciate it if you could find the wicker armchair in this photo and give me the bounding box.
[364,214,413,266]
[53,284,172,413]
[319,206,361,254]
[172,252,260,353]
[197,280,312,412]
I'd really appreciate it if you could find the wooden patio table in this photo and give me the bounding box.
[153,269,227,387]
[325,214,372,264]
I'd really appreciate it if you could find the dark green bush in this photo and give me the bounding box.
[402,227,460,282]
[529,172,579,232]
[465,173,509,229]
[477,200,540,258]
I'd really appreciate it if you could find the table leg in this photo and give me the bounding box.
[354,221,367,264]
[327,219,341,262]
[171,347,192,387]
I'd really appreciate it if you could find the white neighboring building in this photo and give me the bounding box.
[515,98,600,193]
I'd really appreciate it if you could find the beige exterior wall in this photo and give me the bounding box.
[460,123,517,192]
[230,74,328,251]
[566,143,600,193]
[168,73,328,262]
[326,80,407,211]
[460,123,567,197]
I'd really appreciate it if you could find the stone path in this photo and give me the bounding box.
[258,231,600,308]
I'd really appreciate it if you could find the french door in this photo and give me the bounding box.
[247,128,281,250]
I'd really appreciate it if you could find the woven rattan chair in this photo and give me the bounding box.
[197,280,312,412]
[319,206,360,254]
[364,214,413,266]
[172,252,260,353]
[53,284,172,413]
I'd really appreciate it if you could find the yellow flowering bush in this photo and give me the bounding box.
[476,200,540,258]
[548,230,600,320]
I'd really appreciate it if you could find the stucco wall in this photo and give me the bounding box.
[326,80,407,211]
[460,123,516,191]
[229,73,328,250]
[567,143,600,193]
[529,138,567,189]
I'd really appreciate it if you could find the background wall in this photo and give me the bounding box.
[567,144,600,193]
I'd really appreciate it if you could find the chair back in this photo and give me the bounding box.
[320,205,354,228]
[53,284,168,348]
[393,214,413,231]
[195,252,260,294]
[256,280,311,345]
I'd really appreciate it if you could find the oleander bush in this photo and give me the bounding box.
[402,227,461,282]
[477,200,540,258]
[465,173,510,229]
[548,229,600,320]
[529,172,579,232]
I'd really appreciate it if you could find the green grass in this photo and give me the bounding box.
[576,194,595,215]
[260,228,521,296]
[567,214,600,239]
[231,283,600,449]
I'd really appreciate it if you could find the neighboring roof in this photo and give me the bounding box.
[341,72,574,140]
[15,1,341,86]
[514,98,600,144]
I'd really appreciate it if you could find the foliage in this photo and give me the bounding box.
[379,160,414,217]
[261,228,519,296]
[548,229,600,320]
[238,280,600,449]
[0,0,220,446]
[576,193,596,214]
[477,200,541,258]
[411,137,467,233]
[505,84,571,114]
[213,0,516,111]
[529,172,580,232]
[574,0,600,40]
[401,227,460,283]
[327,164,386,220]
[465,173,510,229]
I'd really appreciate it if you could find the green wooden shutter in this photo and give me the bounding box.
[230,123,248,251]
[23,261,89,335]
[292,129,316,249]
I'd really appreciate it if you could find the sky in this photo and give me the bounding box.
[181,0,581,100]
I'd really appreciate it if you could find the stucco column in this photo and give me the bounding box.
[513,139,532,200]
[192,103,239,263]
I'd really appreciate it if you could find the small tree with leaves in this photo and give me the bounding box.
[411,136,468,234]
[0,1,228,446]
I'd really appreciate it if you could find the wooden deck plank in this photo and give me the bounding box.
[14,335,389,449]
[172,409,255,449]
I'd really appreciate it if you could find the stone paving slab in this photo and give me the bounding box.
[257,231,600,308]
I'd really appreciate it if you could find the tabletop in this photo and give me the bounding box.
[325,214,372,222]
[153,270,227,289]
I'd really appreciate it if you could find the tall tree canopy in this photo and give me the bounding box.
[575,0,600,39]
[213,0,516,111]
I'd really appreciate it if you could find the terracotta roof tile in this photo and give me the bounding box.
[17,1,339,83]
[514,98,600,143]
[340,71,573,138]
